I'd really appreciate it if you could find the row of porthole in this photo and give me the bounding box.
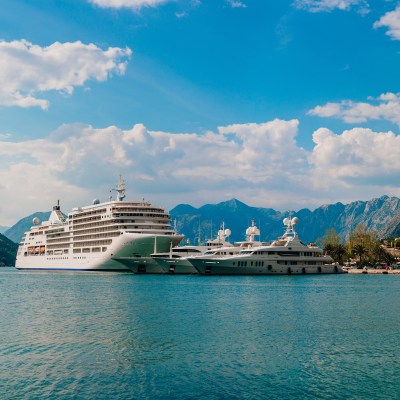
[234,261,270,267]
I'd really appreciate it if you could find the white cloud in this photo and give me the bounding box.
[0,40,132,109]
[307,93,400,125]
[1,120,399,225]
[226,0,247,8]
[374,6,400,40]
[89,0,170,9]
[309,127,400,188]
[293,0,369,13]
[0,120,305,223]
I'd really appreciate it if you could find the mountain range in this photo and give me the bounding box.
[0,233,18,266]
[169,196,400,245]
[2,196,400,251]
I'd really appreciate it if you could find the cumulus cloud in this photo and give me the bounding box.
[0,120,306,223]
[1,120,399,224]
[0,40,132,109]
[309,127,400,188]
[89,0,170,9]
[293,0,369,13]
[374,5,400,40]
[307,93,400,125]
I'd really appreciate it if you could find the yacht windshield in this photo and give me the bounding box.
[239,250,253,255]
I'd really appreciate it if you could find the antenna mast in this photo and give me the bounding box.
[111,175,126,202]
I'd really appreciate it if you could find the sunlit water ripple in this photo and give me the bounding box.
[1,268,399,399]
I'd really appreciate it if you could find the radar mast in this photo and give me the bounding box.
[115,175,126,202]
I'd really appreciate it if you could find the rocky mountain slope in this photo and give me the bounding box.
[0,233,18,266]
[170,196,400,244]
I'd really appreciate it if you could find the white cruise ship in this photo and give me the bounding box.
[188,216,343,275]
[15,177,184,271]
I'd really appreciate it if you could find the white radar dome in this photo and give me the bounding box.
[292,217,299,225]
[225,229,231,237]
[283,218,289,226]
[32,217,40,225]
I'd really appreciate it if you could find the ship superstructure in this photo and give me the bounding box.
[15,177,183,271]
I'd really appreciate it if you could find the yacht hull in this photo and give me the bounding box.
[154,258,198,274]
[190,259,343,275]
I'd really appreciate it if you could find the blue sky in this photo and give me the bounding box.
[1,0,400,224]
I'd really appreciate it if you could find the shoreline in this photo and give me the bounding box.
[346,268,400,275]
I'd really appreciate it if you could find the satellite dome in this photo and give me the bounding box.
[32,217,40,225]
[283,218,289,226]
[225,229,231,237]
[292,217,299,225]
[93,199,100,205]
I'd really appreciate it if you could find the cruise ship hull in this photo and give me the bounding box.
[190,259,343,275]
[16,233,183,272]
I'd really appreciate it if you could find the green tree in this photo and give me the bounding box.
[321,228,341,249]
[321,228,348,264]
[352,243,367,266]
[332,243,347,265]
[348,224,381,266]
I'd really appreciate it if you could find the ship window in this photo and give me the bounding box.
[64,249,69,254]
[83,248,90,253]
[93,247,101,252]
[102,247,107,252]
[73,249,81,253]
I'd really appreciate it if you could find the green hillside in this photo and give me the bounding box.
[0,233,18,267]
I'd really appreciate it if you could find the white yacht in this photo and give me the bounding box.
[15,177,183,271]
[127,225,233,274]
[188,216,343,275]
[153,220,268,274]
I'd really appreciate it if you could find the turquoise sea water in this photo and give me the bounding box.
[1,268,400,399]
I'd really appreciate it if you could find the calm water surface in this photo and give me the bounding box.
[1,268,399,399]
